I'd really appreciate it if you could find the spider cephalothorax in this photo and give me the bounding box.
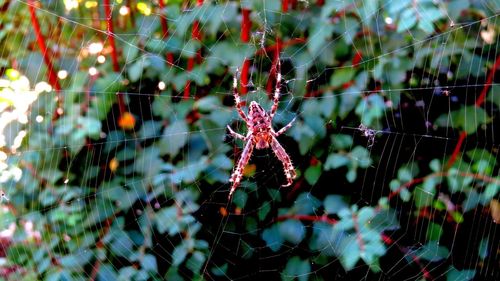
[227,62,297,198]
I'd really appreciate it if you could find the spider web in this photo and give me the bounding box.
[0,0,499,280]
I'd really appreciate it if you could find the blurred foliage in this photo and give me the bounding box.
[0,0,499,280]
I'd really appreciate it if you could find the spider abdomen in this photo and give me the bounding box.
[253,133,272,149]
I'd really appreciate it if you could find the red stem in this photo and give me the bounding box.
[117,93,127,114]
[89,218,112,281]
[286,178,304,201]
[27,0,61,92]
[183,0,203,100]
[387,171,500,201]
[275,214,337,224]
[446,54,500,168]
[240,59,251,94]
[241,8,251,42]
[475,54,500,107]
[256,37,306,55]
[445,131,467,169]
[103,0,126,115]
[158,0,174,65]
[282,0,289,12]
[381,234,433,280]
[240,8,251,94]
[352,213,366,252]
[104,0,120,72]
[266,38,282,94]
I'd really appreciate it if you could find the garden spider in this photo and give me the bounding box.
[227,61,297,198]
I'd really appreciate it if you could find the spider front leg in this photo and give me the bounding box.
[269,59,281,119]
[233,68,248,122]
[229,140,254,198]
[270,136,296,187]
[274,117,296,137]
[227,125,247,140]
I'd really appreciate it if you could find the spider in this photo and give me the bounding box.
[227,61,297,198]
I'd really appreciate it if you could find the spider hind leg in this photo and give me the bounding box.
[228,140,254,198]
[270,136,296,187]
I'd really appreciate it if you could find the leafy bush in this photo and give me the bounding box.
[0,0,498,280]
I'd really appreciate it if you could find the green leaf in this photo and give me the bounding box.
[463,190,480,212]
[358,0,378,22]
[305,164,322,185]
[436,106,488,134]
[309,222,343,256]
[415,241,449,262]
[110,231,134,258]
[339,235,360,270]
[279,220,306,244]
[141,254,158,273]
[324,154,350,169]
[331,134,353,149]
[186,251,206,274]
[127,57,150,82]
[324,195,349,214]
[160,120,189,157]
[418,18,435,33]
[429,159,441,172]
[139,120,162,139]
[478,238,489,260]
[262,224,284,252]
[83,199,115,227]
[426,222,443,241]
[233,190,248,209]
[282,256,311,281]
[356,94,385,126]
[451,211,464,224]
[350,146,372,168]
[172,243,188,266]
[487,84,500,108]
[258,202,271,220]
[89,92,116,120]
[209,41,255,67]
[78,116,102,139]
[308,19,334,56]
[145,37,182,54]
[166,267,184,281]
[330,68,355,88]
[346,169,357,183]
[156,207,178,234]
[446,266,475,281]
[211,263,228,277]
[195,95,222,112]
[59,251,92,269]
[290,193,321,215]
[93,73,124,94]
[197,118,227,152]
[481,183,499,204]
[447,0,470,20]
[414,186,434,208]
[370,209,400,232]
[397,9,417,32]
[97,264,118,281]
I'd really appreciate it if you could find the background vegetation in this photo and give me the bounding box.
[0,0,499,280]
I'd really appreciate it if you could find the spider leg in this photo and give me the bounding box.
[229,140,254,198]
[227,125,247,140]
[233,68,248,122]
[270,136,296,187]
[269,59,281,119]
[274,117,296,137]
